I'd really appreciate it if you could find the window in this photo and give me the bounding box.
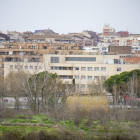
[65,47,68,50]
[10,65,13,69]
[25,66,28,69]
[117,68,121,71]
[75,75,79,79]
[88,76,92,80]
[2,71,4,74]
[51,46,54,49]
[81,67,86,71]
[101,76,106,80]
[75,84,79,88]
[81,76,86,79]
[69,76,73,79]
[20,65,23,69]
[2,64,4,68]
[30,66,33,69]
[15,65,18,69]
[94,67,99,71]
[81,84,86,88]
[75,67,79,70]
[94,76,99,80]
[5,52,8,55]
[51,57,59,63]
[63,76,67,79]
[66,57,96,61]
[43,46,47,49]
[57,46,61,49]
[102,48,106,50]
[34,66,38,69]
[88,67,92,71]
[87,85,92,89]
[101,67,106,71]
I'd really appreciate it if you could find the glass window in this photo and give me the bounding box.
[88,67,92,71]
[34,66,38,69]
[87,85,92,89]
[51,57,59,63]
[15,65,18,69]
[43,46,47,49]
[10,65,13,69]
[75,75,79,79]
[88,76,92,80]
[75,84,79,88]
[66,57,96,61]
[94,67,99,71]
[101,76,106,80]
[81,84,86,88]
[81,67,86,71]
[94,76,99,80]
[63,76,67,79]
[101,67,106,71]
[30,66,33,69]
[75,67,79,70]
[81,76,86,79]
[117,68,121,71]
[25,66,28,69]
[69,76,73,79]
[20,65,23,69]
[57,46,61,49]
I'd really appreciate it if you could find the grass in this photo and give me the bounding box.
[0,114,140,139]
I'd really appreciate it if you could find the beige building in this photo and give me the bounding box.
[4,54,140,91]
[112,36,140,46]
[103,24,115,36]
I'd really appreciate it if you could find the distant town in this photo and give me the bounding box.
[0,24,140,92]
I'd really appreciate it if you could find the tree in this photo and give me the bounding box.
[104,69,140,97]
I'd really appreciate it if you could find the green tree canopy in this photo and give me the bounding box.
[104,69,140,96]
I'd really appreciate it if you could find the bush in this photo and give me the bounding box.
[67,95,108,115]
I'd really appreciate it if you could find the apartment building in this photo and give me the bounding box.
[26,35,73,44]
[0,33,10,41]
[83,30,101,45]
[0,42,100,76]
[4,54,140,92]
[34,29,59,36]
[103,24,115,36]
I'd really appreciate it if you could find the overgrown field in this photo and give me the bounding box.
[0,114,140,140]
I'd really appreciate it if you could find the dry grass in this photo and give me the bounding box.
[67,95,108,114]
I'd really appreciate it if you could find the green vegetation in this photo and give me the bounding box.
[0,114,140,140]
[104,69,140,96]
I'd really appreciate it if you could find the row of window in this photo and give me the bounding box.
[10,65,42,70]
[59,75,106,80]
[66,57,96,62]
[75,84,100,88]
[75,75,106,80]
[44,46,73,50]
[51,67,73,70]
[52,66,121,72]
[51,66,106,71]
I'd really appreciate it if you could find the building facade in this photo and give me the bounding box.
[4,54,140,92]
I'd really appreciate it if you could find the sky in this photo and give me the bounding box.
[0,0,140,34]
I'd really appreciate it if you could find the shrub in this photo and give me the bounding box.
[67,95,108,115]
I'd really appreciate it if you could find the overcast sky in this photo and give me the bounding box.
[0,0,140,34]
